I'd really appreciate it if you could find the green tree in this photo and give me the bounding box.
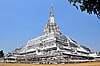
[68,0,100,18]
[0,50,4,58]
[99,52,100,55]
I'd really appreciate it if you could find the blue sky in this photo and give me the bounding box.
[0,0,100,53]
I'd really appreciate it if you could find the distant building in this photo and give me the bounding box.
[5,6,100,64]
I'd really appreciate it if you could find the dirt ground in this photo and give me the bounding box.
[0,62,100,66]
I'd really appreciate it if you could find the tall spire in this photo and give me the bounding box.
[50,5,54,17]
[49,5,55,24]
[44,6,61,35]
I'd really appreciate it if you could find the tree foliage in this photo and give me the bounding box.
[99,52,100,55]
[68,0,100,18]
[0,50,4,58]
